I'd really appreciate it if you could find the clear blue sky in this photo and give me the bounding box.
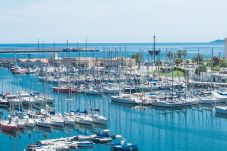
[0,0,226,43]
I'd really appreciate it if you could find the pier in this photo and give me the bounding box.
[0,48,99,54]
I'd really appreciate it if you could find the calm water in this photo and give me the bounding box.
[1,67,227,151]
[0,42,227,151]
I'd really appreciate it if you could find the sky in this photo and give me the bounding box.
[0,0,227,43]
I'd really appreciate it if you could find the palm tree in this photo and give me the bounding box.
[167,51,173,61]
[132,52,142,64]
[182,50,187,60]
[177,50,182,59]
[192,54,204,64]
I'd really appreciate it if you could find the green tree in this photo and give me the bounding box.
[195,65,207,75]
[155,60,162,66]
[167,51,173,61]
[176,50,183,59]
[182,50,187,59]
[220,58,227,67]
[175,58,183,66]
[132,52,142,64]
[176,50,187,60]
[192,54,204,64]
[212,56,220,66]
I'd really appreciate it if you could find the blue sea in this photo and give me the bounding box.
[0,42,227,151]
[0,42,224,60]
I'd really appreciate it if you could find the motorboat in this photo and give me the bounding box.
[111,139,138,151]
[75,141,94,148]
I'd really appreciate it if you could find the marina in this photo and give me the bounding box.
[1,42,227,151]
[1,0,227,150]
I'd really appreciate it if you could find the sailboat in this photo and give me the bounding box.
[111,93,142,105]
[36,117,52,128]
[64,112,76,126]
[25,118,36,128]
[1,86,18,132]
[90,114,107,125]
[51,113,65,127]
[1,120,18,131]
[53,85,79,93]
[75,114,93,125]
[215,106,227,115]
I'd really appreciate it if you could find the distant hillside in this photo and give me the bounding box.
[210,39,224,43]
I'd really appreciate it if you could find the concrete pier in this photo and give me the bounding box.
[0,48,99,53]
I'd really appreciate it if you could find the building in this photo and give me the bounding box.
[49,57,136,68]
[17,58,48,68]
[225,38,227,58]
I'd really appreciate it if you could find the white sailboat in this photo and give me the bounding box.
[91,114,107,125]
[215,106,227,115]
[111,94,141,105]
[25,118,36,127]
[36,118,52,128]
[75,114,93,125]
[51,113,64,127]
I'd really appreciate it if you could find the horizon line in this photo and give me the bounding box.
[0,41,222,45]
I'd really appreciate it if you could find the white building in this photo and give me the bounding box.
[225,38,227,58]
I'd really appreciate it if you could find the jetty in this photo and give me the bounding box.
[0,48,99,54]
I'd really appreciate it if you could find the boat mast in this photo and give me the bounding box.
[153,34,156,64]
[211,48,213,91]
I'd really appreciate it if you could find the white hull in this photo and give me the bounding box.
[76,116,93,125]
[92,115,107,125]
[198,98,216,104]
[25,121,36,127]
[111,96,140,105]
[64,120,75,126]
[152,101,181,108]
[215,106,227,114]
[64,117,75,126]
[36,120,52,128]
[51,120,64,127]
